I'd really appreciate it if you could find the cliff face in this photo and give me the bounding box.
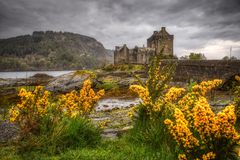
[0,31,107,71]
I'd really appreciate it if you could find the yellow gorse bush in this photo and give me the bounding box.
[9,86,50,133]
[131,71,240,159]
[129,85,150,105]
[234,75,240,124]
[129,85,185,115]
[164,108,199,149]
[164,87,186,103]
[58,79,104,117]
[164,79,240,160]
[9,79,104,134]
[9,86,49,123]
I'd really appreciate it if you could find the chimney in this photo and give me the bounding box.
[153,31,158,34]
[161,27,166,32]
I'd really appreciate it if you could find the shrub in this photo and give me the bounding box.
[234,75,240,126]
[39,117,101,154]
[58,79,104,117]
[9,86,50,135]
[8,79,104,153]
[164,79,240,160]
[128,52,177,149]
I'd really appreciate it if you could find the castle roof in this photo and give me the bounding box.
[147,27,173,41]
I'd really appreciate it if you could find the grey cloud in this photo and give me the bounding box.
[0,0,240,59]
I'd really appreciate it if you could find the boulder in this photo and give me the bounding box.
[46,72,91,93]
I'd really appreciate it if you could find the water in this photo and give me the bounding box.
[0,70,74,79]
[95,97,141,111]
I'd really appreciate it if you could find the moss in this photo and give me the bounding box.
[96,82,119,90]
[102,64,145,72]
[74,70,96,78]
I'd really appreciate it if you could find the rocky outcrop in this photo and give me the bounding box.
[45,71,145,93]
[46,72,91,93]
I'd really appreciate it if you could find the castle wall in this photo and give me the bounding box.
[114,44,129,64]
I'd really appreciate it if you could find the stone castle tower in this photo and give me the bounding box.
[147,27,174,55]
[114,27,174,64]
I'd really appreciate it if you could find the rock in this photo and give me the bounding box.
[0,73,53,88]
[30,73,53,79]
[101,128,118,139]
[118,77,139,88]
[0,79,9,87]
[0,121,19,143]
[45,72,91,93]
[0,88,17,97]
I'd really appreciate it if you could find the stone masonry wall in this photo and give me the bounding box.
[160,60,240,82]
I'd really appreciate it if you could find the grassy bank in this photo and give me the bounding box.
[0,137,175,160]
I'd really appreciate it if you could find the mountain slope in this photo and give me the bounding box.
[0,31,107,71]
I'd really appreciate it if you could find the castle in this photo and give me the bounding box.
[114,27,174,64]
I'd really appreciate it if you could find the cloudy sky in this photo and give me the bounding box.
[0,0,240,59]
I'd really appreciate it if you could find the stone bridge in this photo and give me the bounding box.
[160,60,240,83]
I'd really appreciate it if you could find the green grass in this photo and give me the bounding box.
[16,86,36,92]
[0,137,176,160]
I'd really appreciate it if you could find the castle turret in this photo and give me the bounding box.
[147,27,173,56]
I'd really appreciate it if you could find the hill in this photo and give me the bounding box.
[0,31,107,71]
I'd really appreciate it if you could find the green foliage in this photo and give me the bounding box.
[180,52,207,60]
[96,82,119,90]
[187,79,198,91]
[58,138,176,160]
[157,53,178,59]
[147,55,176,101]
[45,118,101,153]
[102,64,145,72]
[17,117,101,154]
[74,70,96,78]
[222,56,238,60]
[0,138,176,160]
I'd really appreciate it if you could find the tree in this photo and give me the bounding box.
[180,53,206,60]
[222,56,238,60]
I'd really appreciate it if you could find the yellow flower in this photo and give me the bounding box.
[129,85,150,105]
[165,108,199,149]
[202,152,216,160]
[178,154,187,160]
[58,79,104,117]
[235,75,240,82]
[164,87,185,103]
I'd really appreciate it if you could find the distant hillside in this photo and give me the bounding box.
[0,31,107,71]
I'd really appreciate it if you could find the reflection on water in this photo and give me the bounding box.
[95,98,141,111]
[0,70,74,79]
